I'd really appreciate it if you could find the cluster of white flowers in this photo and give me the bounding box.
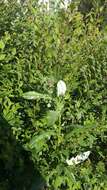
[60,0,73,10]
[38,0,73,11]
[38,0,50,11]
[66,151,91,166]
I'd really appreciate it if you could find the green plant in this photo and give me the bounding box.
[0,0,107,190]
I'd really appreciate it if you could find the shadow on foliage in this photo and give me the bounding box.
[0,114,45,190]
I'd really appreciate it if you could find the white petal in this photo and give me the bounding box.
[66,151,91,166]
[57,80,67,97]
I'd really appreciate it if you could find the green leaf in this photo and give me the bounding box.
[0,54,5,60]
[23,91,51,100]
[11,48,16,55]
[46,110,59,126]
[0,40,5,49]
[27,131,54,153]
[54,176,63,188]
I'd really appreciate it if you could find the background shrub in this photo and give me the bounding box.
[0,0,107,189]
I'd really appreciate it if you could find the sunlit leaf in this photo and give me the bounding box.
[0,54,5,60]
[23,91,51,100]
[46,110,59,126]
[0,40,5,49]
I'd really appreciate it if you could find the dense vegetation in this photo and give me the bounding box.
[1,0,107,189]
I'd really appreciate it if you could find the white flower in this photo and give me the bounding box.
[60,0,73,10]
[66,151,91,166]
[57,80,67,97]
[38,0,50,11]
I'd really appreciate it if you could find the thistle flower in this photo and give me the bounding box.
[57,80,67,97]
[66,151,91,166]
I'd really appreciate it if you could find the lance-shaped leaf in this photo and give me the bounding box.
[26,131,54,153]
[23,91,51,100]
[0,40,5,49]
[46,110,59,126]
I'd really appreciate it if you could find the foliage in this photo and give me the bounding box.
[0,0,107,189]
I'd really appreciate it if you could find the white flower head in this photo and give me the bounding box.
[57,80,67,97]
[66,151,91,166]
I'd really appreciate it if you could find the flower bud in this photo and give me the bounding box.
[57,80,67,97]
